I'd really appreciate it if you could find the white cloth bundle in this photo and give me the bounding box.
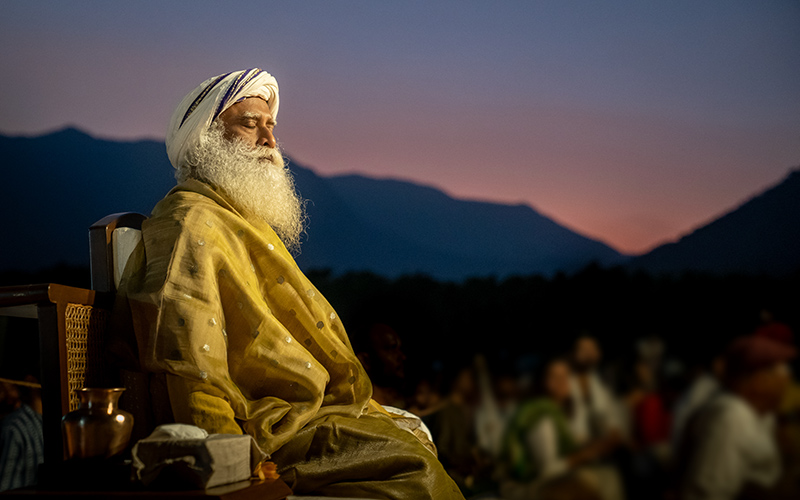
[131,424,266,489]
[166,68,280,169]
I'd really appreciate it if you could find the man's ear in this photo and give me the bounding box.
[357,352,371,372]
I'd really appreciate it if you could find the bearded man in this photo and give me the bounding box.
[114,68,464,499]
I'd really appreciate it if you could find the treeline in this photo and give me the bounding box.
[3,262,798,377]
[307,264,800,375]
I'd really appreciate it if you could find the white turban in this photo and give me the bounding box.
[166,68,280,169]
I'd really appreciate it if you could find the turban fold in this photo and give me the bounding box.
[166,68,280,169]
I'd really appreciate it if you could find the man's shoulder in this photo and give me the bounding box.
[693,393,756,437]
[0,405,41,436]
[152,183,226,218]
[147,184,242,238]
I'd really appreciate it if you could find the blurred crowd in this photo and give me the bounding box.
[353,310,800,500]
[0,311,798,499]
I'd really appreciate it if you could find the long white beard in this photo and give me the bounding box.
[177,122,305,252]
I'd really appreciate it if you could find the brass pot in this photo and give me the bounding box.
[61,388,134,459]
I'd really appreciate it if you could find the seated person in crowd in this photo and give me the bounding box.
[351,322,437,456]
[670,346,721,455]
[0,377,43,492]
[425,365,493,496]
[500,357,623,500]
[569,335,626,445]
[623,359,670,453]
[113,68,463,499]
[676,335,795,500]
[755,320,800,499]
[621,357,671,497]
[352,323,408,409]
[474,354,521,461]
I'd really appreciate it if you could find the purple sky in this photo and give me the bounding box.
[1,1,798,254]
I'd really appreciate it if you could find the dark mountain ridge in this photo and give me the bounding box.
[629,168,800,276]
[0,128,623,281]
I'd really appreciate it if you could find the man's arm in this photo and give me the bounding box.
[0,424,23,491]
[166,374,244,435]
[680,407,743,500]
[526,417,568,480]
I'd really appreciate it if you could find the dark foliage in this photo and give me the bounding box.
[3,263,797,384]
[308,264,800,381]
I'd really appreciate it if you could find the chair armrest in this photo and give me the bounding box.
[0,283,108,318]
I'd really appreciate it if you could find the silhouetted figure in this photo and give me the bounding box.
[353,323,408,408]
[409,377,445,418]
[426,365,493,496]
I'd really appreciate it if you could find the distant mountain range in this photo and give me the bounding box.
[0,128,623,280]
[1,128,798,280]
[629,168,800,276]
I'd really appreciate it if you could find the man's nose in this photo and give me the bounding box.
[259,129,276,148]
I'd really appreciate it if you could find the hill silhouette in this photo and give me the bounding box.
[631,169,800,276]
[0,128,623,280]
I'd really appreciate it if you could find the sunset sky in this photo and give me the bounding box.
[1,1,798,255]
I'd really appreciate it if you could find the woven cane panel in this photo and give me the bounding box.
[65,304,109,411]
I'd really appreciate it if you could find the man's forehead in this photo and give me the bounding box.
[225,97,274,120]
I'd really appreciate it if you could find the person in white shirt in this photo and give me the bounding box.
[677,335,795,500]
[569,335,626,444]
[474,354,520,460]
[671,353,722,454]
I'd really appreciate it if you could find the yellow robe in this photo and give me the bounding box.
[117,179,464,499]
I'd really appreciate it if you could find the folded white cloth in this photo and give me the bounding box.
[381,405,434,443]
[132,424,266,489]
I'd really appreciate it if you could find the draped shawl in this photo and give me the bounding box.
[116,180,464,498]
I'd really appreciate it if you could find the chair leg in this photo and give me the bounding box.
[38,303,65,466]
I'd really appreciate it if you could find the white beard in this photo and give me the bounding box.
[177,122,305,252]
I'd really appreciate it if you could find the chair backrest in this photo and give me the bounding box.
[89,212,167,445]
[89,212,147,293]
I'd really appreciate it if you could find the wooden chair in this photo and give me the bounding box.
[89,212,147,294]
[0,283,112,466]
[0,212,153,466]
[89,212,174,446]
